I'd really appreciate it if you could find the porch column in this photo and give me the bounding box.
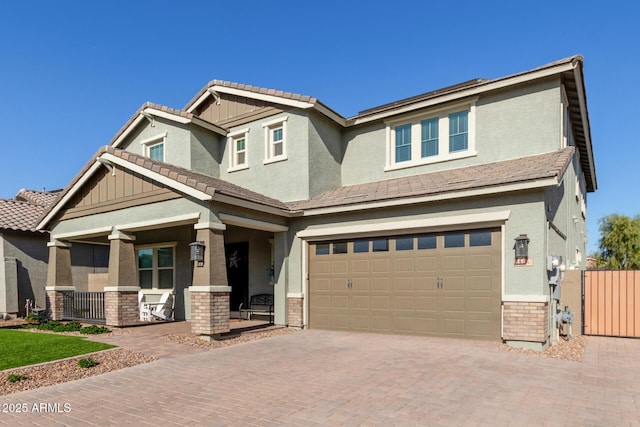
[189,223,231,339]
[104,230,140,327]
[45,240,75,321]
[287,293,304,328]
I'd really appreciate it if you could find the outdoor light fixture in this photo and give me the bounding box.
[190,241,205,263]
[514,234,530,260]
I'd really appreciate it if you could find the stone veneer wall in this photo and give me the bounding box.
[46,290,69,321]
[105,291,139,327]
[190,292,230,336]
[503,301,549,343]
[287,297,303,328]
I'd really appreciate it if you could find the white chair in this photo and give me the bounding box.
[151,292,174,321]
[139,291,152,321]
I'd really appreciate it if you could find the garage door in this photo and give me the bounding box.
[308,228,501,340]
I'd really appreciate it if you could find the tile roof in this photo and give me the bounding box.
[289,147,576,211]
[0,189,61,232]
[109,102,224,147]
[105,147,290,210]
[15,189,62,207]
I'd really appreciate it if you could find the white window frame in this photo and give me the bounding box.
[227,128,250,172]
[136,242,176,291]
[140,131,167,161]
[262,116,288,164]
[384,99,477,171]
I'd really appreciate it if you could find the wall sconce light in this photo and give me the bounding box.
[514,234,530,260]
[190,241,205,264]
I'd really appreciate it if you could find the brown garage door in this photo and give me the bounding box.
[309,228,502,340]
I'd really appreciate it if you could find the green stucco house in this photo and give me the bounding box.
[37,55,596,350]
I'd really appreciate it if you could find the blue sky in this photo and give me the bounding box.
[0,1,638,255]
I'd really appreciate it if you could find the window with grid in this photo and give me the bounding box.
[137,245,175,290]
[262,116,288,163]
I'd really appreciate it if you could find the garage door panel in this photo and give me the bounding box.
[371,316,392,332]
[443,255,465,270]
[394,277,414,292]
[312,295,332,309]
[394,258,414,272]
[332,314,350,329]
[353,260,370,273]
[416,276,438,291]
[331,279,349,292]
[352,278,370,291]
[351,316,371,330]
[372,260,390,273]
[372,278,390,291]
[312,261,331,274]
[394,296,414,311]
[416,256,437,272]
[469,254,492,270]
[414,317,438,334]
[466,296,493,313]
[443,296,465,312]
[394,317,414,333]
[332,260,348,274]
[468,276,492,291]
[331,295,349,309]
[352,295,370,309]
[466,320,493,337]
[442,318,465,335]
[415,296,437,311]
[372,296,390,310]
[444,276,465,291]
[313,278,332,292]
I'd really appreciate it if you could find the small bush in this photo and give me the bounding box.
[77,357,98,368]
[79,325,110,335]
[36,321,82,333]
[7,374,28,383]
[24,314,40,325]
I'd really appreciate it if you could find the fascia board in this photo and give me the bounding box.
[351,62,577,126]
[100,153,213,201]
[300,178,558,217]
[112,115,146,148]
[209,86,315,110]
[36,162,103,230]
[297,210,512,240]
[218,213,289,232]
[572,66,597,191]
[211,193,291,218]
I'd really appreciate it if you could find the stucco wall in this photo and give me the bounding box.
[219,111,311,202]
[308,111,343,197]
[341,78,562,186]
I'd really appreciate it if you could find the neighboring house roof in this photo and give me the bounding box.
[0,189,60,232]
[289,147,576,213]
[15,189,61,207]
[109,102,226,148]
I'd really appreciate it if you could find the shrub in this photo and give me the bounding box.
[79,325,110,335]
[77,357,98,368]
[24,314,40,325]
[36,321,82,333]
[7,374,28,383]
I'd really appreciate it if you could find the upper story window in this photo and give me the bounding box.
[262,116,288,164]
[228,128,249,172]
[385,99,476,171]
[140,131,167,162]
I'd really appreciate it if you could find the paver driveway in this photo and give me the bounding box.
[2,331,639,426]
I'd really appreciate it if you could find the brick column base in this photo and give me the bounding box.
[287,296,303,328]
[190,287,230,338]
[105,290,139,327]
[46,289,73,321]
[503,301,549,345]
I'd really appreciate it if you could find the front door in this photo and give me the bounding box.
[225,242,249,311]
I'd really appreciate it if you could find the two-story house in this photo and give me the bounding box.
[38,55,596,350]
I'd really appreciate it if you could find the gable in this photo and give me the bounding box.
[60,165,181,221]
[193,92,288,128]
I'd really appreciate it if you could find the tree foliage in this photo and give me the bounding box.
[597,214,640,269]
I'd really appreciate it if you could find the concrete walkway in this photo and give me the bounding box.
[2,332,639,426]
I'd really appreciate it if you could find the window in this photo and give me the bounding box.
[354,239,370,253]
[137,244,175,289]
[333,242,348,254]
[395,236,414,251]
[395,124,412,162]
[444,232,465,248]
[140,132,167,162]
[263,116,288,164]
[448,111,468,152]
[315,244,330,255]
[372,238,389,252]
[417,235,437,250]
[469,230,491,247]
[385,100,476,170]
[421,118,438,157]
[228,128,249,172]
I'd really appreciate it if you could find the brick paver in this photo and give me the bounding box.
[2,331,639,426]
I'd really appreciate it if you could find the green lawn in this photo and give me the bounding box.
[0,329,116,370]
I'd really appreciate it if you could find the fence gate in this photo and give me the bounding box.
[583,270,640,337]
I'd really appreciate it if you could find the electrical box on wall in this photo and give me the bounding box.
[547,255,565,301]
